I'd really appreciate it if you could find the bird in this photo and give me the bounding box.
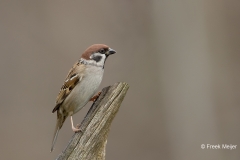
[51,44,116,152]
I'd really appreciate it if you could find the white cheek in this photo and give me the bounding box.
[90,54,94,59]
[98,54,106,64]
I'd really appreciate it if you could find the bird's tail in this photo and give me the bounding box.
[51,115,65,152]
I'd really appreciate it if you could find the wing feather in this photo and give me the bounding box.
[52,62,84,113]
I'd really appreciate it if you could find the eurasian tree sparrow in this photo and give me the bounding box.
[51,44,116,152]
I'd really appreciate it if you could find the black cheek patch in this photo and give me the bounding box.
[92,55,102,62]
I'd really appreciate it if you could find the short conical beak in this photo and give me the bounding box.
[106,48,116,56]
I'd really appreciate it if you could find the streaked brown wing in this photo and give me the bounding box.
[52,63,83,113]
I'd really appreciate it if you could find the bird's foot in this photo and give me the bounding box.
[89,91,102,102]
[71,116,81,132]
[72,125,81,132]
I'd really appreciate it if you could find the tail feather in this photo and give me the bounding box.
[51,119,61,152]
[51,114,66,152]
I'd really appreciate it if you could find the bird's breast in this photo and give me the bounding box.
[63,67,104,115]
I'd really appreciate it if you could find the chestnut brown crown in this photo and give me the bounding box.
[81,44,116,60]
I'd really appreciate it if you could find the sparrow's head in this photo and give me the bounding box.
[81,44,116,67]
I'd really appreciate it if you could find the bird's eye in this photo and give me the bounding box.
[99,49,105,54]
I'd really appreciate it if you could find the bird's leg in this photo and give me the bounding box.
[89,91,102,102]
[71,116,81,132]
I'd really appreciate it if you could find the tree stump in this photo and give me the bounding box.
[55,82,129,160]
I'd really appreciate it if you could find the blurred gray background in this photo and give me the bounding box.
[1,0,240,160]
